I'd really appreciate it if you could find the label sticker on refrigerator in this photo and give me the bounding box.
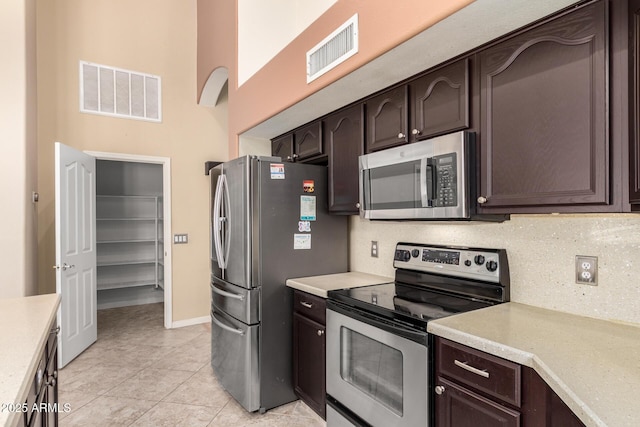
[300,195,316,221]
[303,180,315,193]
[298,221,311,232]
[270,163,285,179]
[294,234,311,250]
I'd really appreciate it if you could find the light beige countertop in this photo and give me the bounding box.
[0,294,60,427]
[428,302,640,427]
[286,271,393,298]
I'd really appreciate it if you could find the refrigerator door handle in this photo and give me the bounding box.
[212,283,245,301]
[221,174,231,269]
[211,310,245,336]
[213,174,228,269]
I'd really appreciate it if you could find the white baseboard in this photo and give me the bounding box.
[171,315,210,329]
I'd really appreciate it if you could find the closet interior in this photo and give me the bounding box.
[96,160,164,309]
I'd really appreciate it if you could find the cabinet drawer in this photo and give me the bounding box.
[436,338,521,407]
[293,290,326,325]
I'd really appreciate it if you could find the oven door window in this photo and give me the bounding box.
[340,327,403,415]
[363,160,427,210]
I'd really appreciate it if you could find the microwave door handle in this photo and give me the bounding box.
[420,159,429,207]
[361,169,370,212]
[420,159,437,207]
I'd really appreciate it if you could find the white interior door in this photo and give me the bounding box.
[55,142,97,368]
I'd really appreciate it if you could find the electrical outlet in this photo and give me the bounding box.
[371,241,378,258]
[575,255,597,285]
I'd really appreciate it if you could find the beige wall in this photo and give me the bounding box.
[36,0,228,321]
[0,0,38,298]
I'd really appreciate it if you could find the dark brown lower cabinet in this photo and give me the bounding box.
[20,325,59,427]
[437,377,520,427]
[292,290,326,419]
[435,337,584,427]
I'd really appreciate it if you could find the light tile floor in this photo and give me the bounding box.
[58,303,325,427]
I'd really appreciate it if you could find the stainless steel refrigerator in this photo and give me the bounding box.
[209,155,348,413]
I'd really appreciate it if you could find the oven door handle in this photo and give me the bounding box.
[328,301,428,345]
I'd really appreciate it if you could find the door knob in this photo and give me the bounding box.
[435,385,445,395]
[477,196,488,204]
[317,330,324,336]
[52,263,75,271]
[411,128,421,135]
[397,132,406,139]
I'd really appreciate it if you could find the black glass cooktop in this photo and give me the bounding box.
[328,282,493,329]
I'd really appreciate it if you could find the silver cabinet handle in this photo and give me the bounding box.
[435,385,445,395]
[46,375,57,387]
[211,284,245,301]
[211,311,245,336]
[317,330,324,336]
[454,359,490,378]
[398,132,406,139]
[300,301,313,309]
[411,128,421,135]
[477,196,488,204]
[356,202,361,208]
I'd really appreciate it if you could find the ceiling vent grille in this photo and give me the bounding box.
[307,14,358,83]
[80,61,162,123]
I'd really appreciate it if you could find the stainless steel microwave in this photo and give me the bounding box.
[359,131,483,220]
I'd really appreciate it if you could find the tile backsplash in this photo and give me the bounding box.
[349,214,640,326]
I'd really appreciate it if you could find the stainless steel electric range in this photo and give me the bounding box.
[325,242,510,427]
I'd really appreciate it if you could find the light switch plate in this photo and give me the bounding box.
[174,234,189,244]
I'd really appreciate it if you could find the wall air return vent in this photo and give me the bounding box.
[306,14,358,83]
[80,61,162,123]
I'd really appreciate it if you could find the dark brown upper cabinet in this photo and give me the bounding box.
[272,121,324,163]
[294,121,323,161]
[409,58,470,142]
[325,104,364,214]
[365,85,409,153]
[271,133,294,162]
[477,1,608,212]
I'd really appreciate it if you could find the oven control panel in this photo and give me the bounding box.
[393,243,506,284]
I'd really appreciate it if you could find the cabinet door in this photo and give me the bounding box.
[478,1,608,211]
[294,121,323,161]
[365,85,409,153]
[409,58,469,142]
[630,0,640,203]
[293,312,326,419]
[435,377,520,427]
[271,133,294,162]
[325,104,364,214]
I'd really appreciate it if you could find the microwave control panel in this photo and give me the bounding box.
[431,153,457,207]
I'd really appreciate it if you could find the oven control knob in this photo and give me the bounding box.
[464,260,472,267]
[411,249,420,258]
[474,255,485,265]
[486,260,498,272]
[403,251,411,261]
[435,385,445,395]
